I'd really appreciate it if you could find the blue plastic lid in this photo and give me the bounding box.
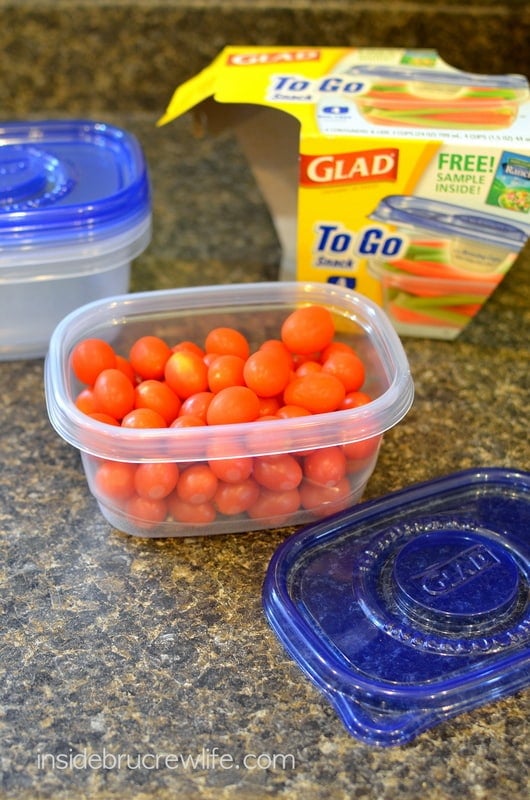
[341,64,529,93]
[0,120,150,248]
[370,195,530,247]
[263,467,530,746]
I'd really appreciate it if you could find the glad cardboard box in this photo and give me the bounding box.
[159,47,530,339]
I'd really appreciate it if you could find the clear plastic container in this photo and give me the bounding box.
[44,282,414,537]
[263,467,530,746]
[0,120,151,360]
[368,195,530,339]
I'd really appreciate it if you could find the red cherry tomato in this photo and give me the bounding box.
[207,354,246,393]
[321,349,365,392]
[121,408,167,429]
[134,380,181,425]
[204,326,250,360]
[75,387,100,415]
[89,412,120,426]
[134,462,179,500]
[303,446,347,486]
[115,354,137,384]
[126,495,169,529]
[339,391,372,410]
[176,464,218,504]
[281,305,335,355]
[299,476,351,516]
[214,478,260,516]
[343,435,382,461]
[243,348,291,398]
[93,368,135,420]
[253,454,303,491]
[178,391,214,421]
[94,460,136,502]
[71,338,117,385]
[129,335,172,380]
[247,487,301,521]
[283,372,345,414]
[168,494,217,525]
[206,386,260,425]
[170,414,205,429]
[164,350,209,399]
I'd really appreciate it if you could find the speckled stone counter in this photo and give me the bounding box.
[1,112,529,800]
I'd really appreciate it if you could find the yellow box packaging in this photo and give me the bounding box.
[160,46,530,339]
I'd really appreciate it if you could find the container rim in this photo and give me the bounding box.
[44,281,414,462]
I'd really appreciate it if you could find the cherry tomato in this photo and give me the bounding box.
[164,350,209,399]
[178,391,214,421]
[204,326,250,360]
[207,354,246,393]
[294,360,321,377]
[253,454,303,491]
[276,404,312,419]
[93,368,135,420]
[247,487,301,521]
[303,446,347,486]
[115,354,137,384]
[339,391,372,410]
[75,387,100,415]
[134,380,181,425]
[170,414,205,429]
[283,372,345,414]
[121,408,167,429]
[243,348,291,398]
[89,412,120,426]
[257,396,281,417]
[71,338,116,385]
[129,335,172,380]
[125,494,168,529]
[176,464,218,504]
[343,435,382,461]
[321,341,357,360]
[172,340,205,358]
[208,458,254,484]
[299,476,351,515]
[214,477,260,516]
[259,339,294,370]
[168,494,217,525]
[281,305,335,355]
[321,349,365,392]
[206,386,260,425]
[94,460,136,501]
[134,462,179,499]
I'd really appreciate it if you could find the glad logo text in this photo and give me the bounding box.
[227,50,320,67]
[301,149,399,187]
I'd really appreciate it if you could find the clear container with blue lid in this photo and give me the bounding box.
[367,195,530,339]
[340,65,529,129]
[263,467,530,746]
[0,119,151,360]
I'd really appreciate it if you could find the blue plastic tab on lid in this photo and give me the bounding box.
[262,468,530,746]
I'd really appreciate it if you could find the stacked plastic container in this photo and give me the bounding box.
[0,120,151,359]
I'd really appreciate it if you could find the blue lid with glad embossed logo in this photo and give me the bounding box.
[262,467,530,746]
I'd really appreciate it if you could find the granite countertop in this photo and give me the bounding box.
[1,113,529,800]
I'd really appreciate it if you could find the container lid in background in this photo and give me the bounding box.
[263,467,530,746]
[341,64,529,96]
[369,195,530,248]
[0,120,151,267]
